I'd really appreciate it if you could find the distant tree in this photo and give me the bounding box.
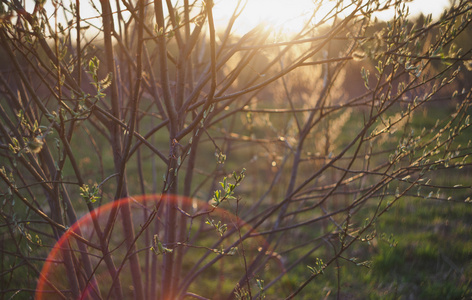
[1,0,472,298]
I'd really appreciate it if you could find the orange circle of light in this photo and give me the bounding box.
[35,194,274,299]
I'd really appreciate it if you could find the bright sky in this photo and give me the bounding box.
[22,0,452,36]
[373,0,451,21]
[212,0,452,35]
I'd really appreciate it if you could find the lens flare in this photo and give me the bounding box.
[36,194,275,299]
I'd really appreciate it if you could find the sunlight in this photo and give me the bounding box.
[22,0,452,39]
[214,0,452,36]
[213,0,316,36]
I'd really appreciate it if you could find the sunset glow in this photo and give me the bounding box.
[213,0,316,35]
[213,0,451,36]
[21,0,452,38]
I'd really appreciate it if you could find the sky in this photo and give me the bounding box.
[373,0,451,20]
[212,0,453,35]
[21,0,453,36]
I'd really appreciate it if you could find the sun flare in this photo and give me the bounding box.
[213,0,452,36]
[213,0,317,36]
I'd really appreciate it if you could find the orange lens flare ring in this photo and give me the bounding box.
[36,194,270,299]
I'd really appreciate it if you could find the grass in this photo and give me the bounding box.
[3,97,472,299]
[365,197,472,299]
[256,103,472,299]
[271,195,472,299]
[330,104,472,299]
